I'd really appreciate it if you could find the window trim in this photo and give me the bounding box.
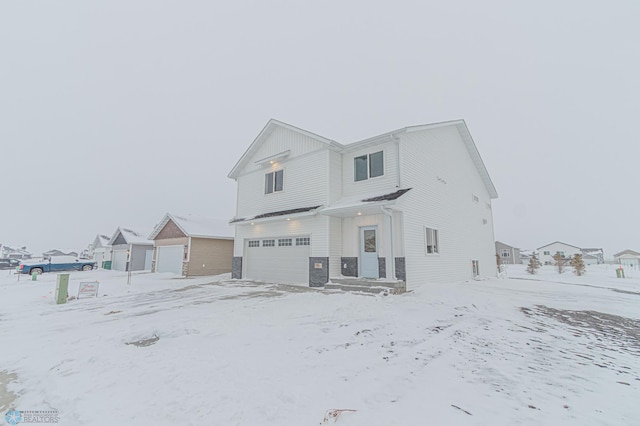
[264,169,284,194]
[425,227,439,255]
[354,150,384,182]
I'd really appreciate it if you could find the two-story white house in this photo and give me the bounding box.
[228,119,498,289]
[536,241,583,265]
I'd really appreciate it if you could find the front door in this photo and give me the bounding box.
[359,226,379,278]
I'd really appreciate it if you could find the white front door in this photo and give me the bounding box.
[359,226,379,278]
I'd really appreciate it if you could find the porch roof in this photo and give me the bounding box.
[320,188,411,217]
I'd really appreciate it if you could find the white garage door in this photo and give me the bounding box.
[156,245,184,275]
[112,250,128,271]
[245,237,310,284]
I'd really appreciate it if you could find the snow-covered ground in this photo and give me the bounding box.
[1,264,638,425]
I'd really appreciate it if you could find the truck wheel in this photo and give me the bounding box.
[31,268,43,275]
[82,265,93,271]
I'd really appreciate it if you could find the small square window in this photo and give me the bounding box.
[265,170,284,194]
[248,240,259,248]
[278,238,292,247]
[472,194,479,203]
[296,237,310,246]
[354,151,384,181]
[262,240,275,247]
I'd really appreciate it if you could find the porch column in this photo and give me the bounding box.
[382,207,395,280]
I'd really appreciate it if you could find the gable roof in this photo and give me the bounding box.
[536,241,583,251]
[228,119,498,199]
[614,249,640,258]
[108,227,153,246]
[228,119,343,179]
[149,213,234,240]
[495,241,520,250]
[92,234,111,249]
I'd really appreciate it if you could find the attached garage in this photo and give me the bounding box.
[244,236,310,284]
[111,249,128,271]
[149,213,234,277]
[156,245,185,274]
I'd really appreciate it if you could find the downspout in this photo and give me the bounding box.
[381,206,395,280]
[392,134,401,189]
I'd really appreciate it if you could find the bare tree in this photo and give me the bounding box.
[553,252,566,274]
[570,253,586,276]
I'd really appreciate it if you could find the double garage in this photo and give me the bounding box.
[244,236,310,284]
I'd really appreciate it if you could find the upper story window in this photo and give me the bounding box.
[265,170,284,194]
[500,249,510,258]
[354,151,384,182]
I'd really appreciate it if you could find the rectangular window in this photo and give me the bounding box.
[296,237,310,246]
[265,170,284,194]
[472,260,480,277]
[354,151,384,181]
[262,240,275,247]
[278,238,292,247]
[543,251,550,255]
[248,240,259,247]
[354,155,368,181]
[500,249,510,258]
[369,151,384,178]
[425,227,439,254]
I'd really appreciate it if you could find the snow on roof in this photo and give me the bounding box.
[98,234,110,245]
[110,227,153,245]
[170,214,234,239]
[149,213,234,239]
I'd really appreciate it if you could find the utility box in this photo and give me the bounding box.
[616,268,625,278]
[55,273,70,304]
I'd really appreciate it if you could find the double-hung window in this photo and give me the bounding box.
[425,227,439,254]
[354,151,384,181]
[265,170,284,194]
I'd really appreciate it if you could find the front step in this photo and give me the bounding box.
[326,278,406,294]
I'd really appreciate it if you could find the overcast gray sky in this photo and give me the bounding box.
[1,0,638,258]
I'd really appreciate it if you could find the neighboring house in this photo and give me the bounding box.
[89,234,112,268]
[519,250,534,265]
[228,119,498,288]
[148,213,234,277]
[108,228,153,272]
[614,249,640,269]
[43,249,78,258]
[537,242,604,265]
[0,244,32,259]
[495,241,521,265]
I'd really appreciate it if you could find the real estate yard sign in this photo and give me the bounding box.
[78,281,99,299]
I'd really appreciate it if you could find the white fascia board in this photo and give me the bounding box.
[231,209,319,225]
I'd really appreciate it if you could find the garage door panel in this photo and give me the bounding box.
[245,238,309,284]
[156,245,184,275]
[112,250,128,271]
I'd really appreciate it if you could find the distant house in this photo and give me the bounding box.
[581,248,604,265]
[0,244,32,259]
[108,228,153,272]
[537,242,604,265]
[613,249,640,269]
[43,249,78,258]
[537,242,582,265]
[228,118,498,289]
[148,213,234,277]
[495,241,521,265]
[89,234,112,268]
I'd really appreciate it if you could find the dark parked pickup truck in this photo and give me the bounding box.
[0,258,21,270]
[19,256,97,275]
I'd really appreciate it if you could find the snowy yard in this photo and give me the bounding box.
[1,265,638,425]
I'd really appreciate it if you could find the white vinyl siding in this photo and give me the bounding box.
[397,125,496,284]
[342,142,398,197]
